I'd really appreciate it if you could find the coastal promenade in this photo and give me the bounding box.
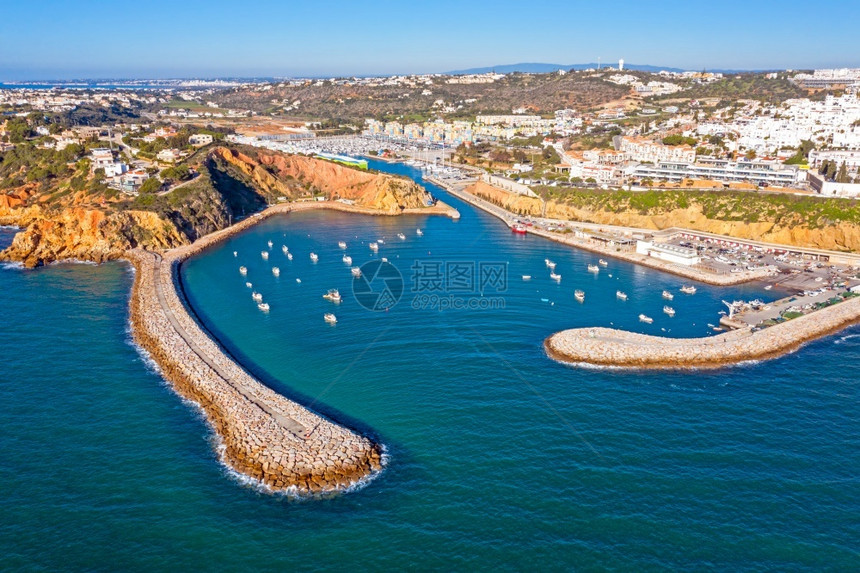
[126,200,457,494]
[425,176,772,286]
[545,294,860,369]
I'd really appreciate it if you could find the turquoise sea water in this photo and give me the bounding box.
[1,162,859,571]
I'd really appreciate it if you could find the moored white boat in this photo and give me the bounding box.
[287,252,293,260]
[397,233,406,240]
[296,278,301,283]
[267,240,273,249]
[310,252,319,262]
[245,282,252,288]
[324,313,337,324]
[239,266,247,276]
[343,255,353,265]
[351,266,362,278]
[680,285,697,295]
[575,290,585,302]
[550,272,562,282]
[261,251,269,260]
[338,241,347,249]
[272,267,280,277]
[258,303,270,312]
[545,259,556,270]
[587,264,600,273]
[233,251,237,257]
[616,291,628,301]
[663,305,675,316]
[639,314,653,323]
[369,242,379,252]
[599,259,608,267]
[323,289,342,303]
[662,290,674,300]
[522,275,532,281]
[282,245,288,254]
[416,228,423,236]
[252,292,263,302]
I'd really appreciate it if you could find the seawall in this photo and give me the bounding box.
[428,176,771,286]
[125,200,456,494]
[545,295,860,369]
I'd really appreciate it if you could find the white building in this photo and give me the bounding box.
[636,241,701,266]
[189,133,214,146]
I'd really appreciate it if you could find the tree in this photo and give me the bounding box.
[744,149,757,160]
[836,161,850,183]
[138,177,162,194]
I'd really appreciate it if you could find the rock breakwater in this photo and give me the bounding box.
[545,295,860,369]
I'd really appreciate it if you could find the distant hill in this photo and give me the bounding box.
[445,62,688,75]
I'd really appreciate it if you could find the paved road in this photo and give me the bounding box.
[152,255,307,437]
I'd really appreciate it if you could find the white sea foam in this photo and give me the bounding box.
[835,334,860,344]
[1,261,24,270]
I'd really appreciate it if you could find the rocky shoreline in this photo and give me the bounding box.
[544,295,860,369]
[126,200,457,494]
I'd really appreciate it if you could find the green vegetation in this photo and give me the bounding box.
[662,134,697,146]
[784,140,814,165]
[533,187,860,228]
[650,73,808,104]
[0,141,86,192]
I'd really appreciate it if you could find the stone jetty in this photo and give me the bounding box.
[545,295,860,369]
[125,200,457,494]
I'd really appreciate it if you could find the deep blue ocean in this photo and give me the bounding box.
[1,161,858,571]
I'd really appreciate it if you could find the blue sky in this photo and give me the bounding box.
[2,0,859,80]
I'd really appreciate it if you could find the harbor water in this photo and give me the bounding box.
[0,161,858,570]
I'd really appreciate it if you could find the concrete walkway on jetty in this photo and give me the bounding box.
[126,200,457,494]
[545,294,860,369]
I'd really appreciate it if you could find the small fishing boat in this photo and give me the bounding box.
[522,275,532,281]
[764,285,773,290]
[639,314,653,324]
[261,251,269,261]
[287,252,293,260]
[258,303,270,312]
[323,289,342,303]
[343,255,353,265]
[663,305,675,317]
[587,264,600,273]
[233,251,237,257]
[245,282,252,288]
[252,292,263,302]
[267,240,273,249]
[680,285,697,295]
[416,228,424,236]
[351,267,362,278]
[575,290,585,302]
[599,259,608,267]
[397,233,406,240]
[381,257,389,262]
[272,267,280,277]
[338,241,347,249]
[550,272,562,282]
[616,291,628,301]
[545,259,556,270]
[282,245,288,254]
[239,266,247,276]
[377,238,385,244]
[512,224,528,234]
[296,278,301,284]
[324,313,337,324]
[662,290,674,300]
[310,252,319,263]
[369,242,379,252]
